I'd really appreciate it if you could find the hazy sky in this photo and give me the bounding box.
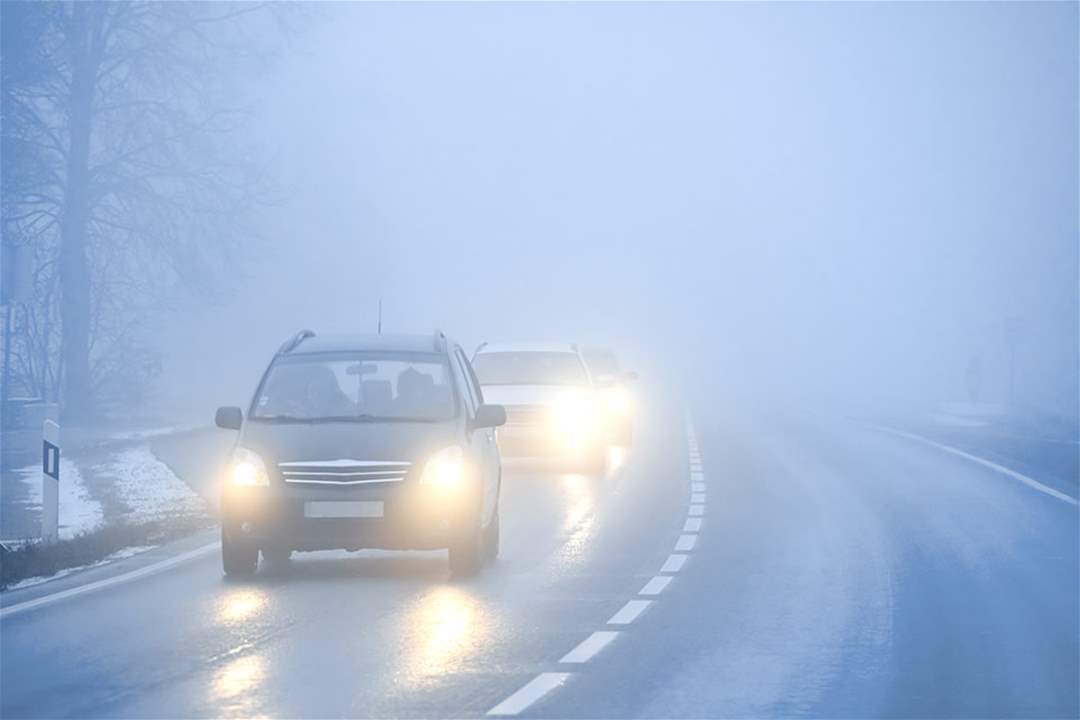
[157,2,1078,420]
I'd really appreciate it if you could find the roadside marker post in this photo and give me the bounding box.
[42,419,60,543]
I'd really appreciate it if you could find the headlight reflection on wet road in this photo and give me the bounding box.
[559,473,599,565]
[214,654,265,698]
[217,589,268,625]
[209,588,272,716]
[400,586,490,684]
[211,652,267,720]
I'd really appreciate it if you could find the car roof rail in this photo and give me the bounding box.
[433,329,447,353]
[278,329,315,354]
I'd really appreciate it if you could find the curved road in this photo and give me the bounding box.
[1,401,1077,718]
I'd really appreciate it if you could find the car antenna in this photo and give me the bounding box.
[377,298,382,335]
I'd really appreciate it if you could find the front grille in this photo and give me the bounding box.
[504,405,547,427]
[278,459,411,485]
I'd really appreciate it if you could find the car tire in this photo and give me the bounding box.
[483,506,500,563]
[449,515,483,578]
[221,526,258,578]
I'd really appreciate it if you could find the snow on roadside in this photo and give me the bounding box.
[104,424,202,442]
[91,445,206,523]
[13,459,103,539]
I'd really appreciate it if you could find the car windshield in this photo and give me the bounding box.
[251,352,456,422]
[473,351,588,386]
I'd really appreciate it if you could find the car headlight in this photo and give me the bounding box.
[549,391,596,439]
[421,445,466,488]
[230,447,270,487]
[603,386,632,417]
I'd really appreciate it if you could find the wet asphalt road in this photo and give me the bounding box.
[1,402,1077,719]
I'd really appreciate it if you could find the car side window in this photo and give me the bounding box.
[452,348,478,415]
[456,348,485,406]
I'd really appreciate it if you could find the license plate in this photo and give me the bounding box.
[304,501,384,519]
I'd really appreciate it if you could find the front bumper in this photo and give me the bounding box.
[221,481,477,552]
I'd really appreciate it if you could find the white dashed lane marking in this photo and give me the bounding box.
[674,534,697,551]
[660,553,688,573]
[560,631,620,664]
[640,575,673,596]
[486,418,706,717]
[607,599,652,625]
[487,673,572,716]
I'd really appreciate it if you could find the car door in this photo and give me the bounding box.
[455,346,499,523]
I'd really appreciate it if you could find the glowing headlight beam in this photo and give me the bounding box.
[421,445,466,488]
[230,447,270,486]
[604,387,631,416]
[549,392,598,442]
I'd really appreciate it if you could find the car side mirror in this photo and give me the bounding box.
[472,404,506,430]
[215,406,243,430]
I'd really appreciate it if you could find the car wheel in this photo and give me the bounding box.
[221,526,258,578]
[483,506,500,563]
[448,516,483,578]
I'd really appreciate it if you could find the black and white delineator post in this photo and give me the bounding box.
[42,419,60,543]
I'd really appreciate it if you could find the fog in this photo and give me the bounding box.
[151,2,1077,424]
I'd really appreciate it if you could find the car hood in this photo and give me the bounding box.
[480,384,591,408]
[237,419,459,468]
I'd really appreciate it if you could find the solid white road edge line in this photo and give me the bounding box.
[560,631,620,663]
[875,425,1079,507]
[640,575,673,595]
[674,534,697,551]
[487,673,573,716]
[683,517,703,532]
[661,553,688,573]
[0,542,220,620]
[608,599,652,625]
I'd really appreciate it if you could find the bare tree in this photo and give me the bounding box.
[2,1,289,422]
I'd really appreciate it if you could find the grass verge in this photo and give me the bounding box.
[1,514,214,590]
